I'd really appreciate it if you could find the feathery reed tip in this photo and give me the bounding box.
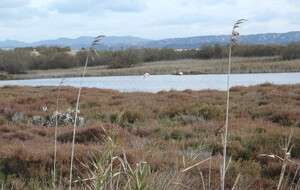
[231,19,247,45]
[231,37,239,44]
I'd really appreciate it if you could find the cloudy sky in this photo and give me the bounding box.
[0,0,299,42]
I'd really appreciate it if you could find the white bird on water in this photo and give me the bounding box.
[178,72,183,75]
[144,73,150,78]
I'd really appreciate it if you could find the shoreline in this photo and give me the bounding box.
[0,57,298,80]
[6,68,300,81]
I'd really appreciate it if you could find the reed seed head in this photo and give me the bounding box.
[90,35,106,53]
[231,19,247,45]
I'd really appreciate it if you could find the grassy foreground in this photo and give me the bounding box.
[0,84,299,189]
[10,56,300,80]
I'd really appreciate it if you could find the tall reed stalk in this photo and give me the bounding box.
[221,19,246,190]
[53,79,65,190]
[69,35,105,190]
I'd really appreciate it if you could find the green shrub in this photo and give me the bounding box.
[230,148,253,161]
[268,111,300,127]
[207,141,223,156]
[0,74,12,80]
[242,134,281,156]
[197,104,224,121]
[238,160,262,176]
[0,158,12,176]
[249,104,277,119]
[57,126,105,143]
[95,113,107,121]
[281,42,300,60]
[255,127,267,133]
[261,162,282,179]
[110,110,143,131]
[170,130,183,141]
[0,117,5,125]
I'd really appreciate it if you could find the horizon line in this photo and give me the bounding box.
[1,30,299,44]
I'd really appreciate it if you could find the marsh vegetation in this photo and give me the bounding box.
[0,84,299,189]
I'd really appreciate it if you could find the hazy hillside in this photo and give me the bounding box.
[146,31,300,48]
[0,31,299,50]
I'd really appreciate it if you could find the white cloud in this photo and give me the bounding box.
[0,0,30,8]
[0,0,299,42]
[47,0,147,13]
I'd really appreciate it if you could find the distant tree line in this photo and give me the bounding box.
[0,43,299,74]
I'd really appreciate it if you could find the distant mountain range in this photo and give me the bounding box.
[1,31,300,50]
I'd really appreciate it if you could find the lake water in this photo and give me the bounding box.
[1,72,300,93]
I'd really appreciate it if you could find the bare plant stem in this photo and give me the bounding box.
[296,174,300,190]
[277,130,293,190]
[231,174,241,190]
[67,35,105,190]
[53,79,64,190]
[200,172,206,190]
[221,19,246,190]
[69,54,90,190]
[283,167,292,190]
[222,42,232,190]
[289,164,300,190]
[209,156,212,190]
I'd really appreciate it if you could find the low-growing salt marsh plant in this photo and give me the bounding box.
[0,83,300,189]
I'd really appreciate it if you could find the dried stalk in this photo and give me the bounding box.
[221,19,247,190]
[53,79,64,190]
[69,35,105,190]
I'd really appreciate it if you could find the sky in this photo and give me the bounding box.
[0,0,299,42]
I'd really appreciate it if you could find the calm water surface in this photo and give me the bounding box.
[1,72,300,93]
